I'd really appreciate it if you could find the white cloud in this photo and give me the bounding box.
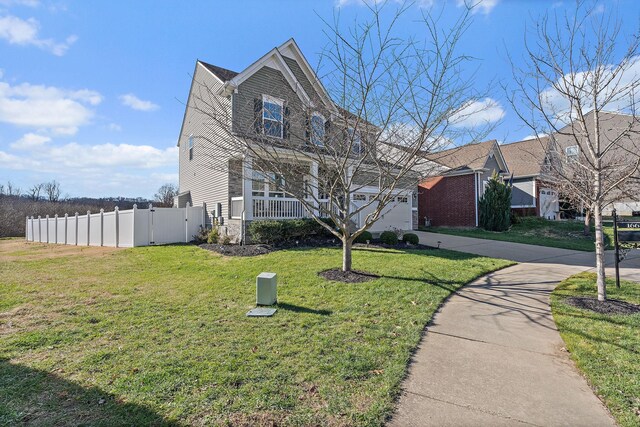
[456,0,499,15]
[0,14,77,56]
[107,123,122,131]
[119,93,159,112]
[0,137,178,196]
[450,98,505,128]
[0,81,102,134]
[540,55,640,126]
[2,138,177,171]
[10,132,50,149]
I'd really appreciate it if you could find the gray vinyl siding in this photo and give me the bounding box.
[282,56,320,104]
[511,178,535,207]
[178,62,233,221]
[232,66,306,144]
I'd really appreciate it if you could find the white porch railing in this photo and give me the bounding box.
[253,197,311,219]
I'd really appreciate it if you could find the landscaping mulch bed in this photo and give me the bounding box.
[565,296,640,315]
[318,268,380,283]
[199,239,434,257]
[199,243,274,257]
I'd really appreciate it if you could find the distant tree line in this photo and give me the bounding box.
[0,180,176,238]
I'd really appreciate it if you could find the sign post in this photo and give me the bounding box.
[613,208,620,289]
[610,211,640,289]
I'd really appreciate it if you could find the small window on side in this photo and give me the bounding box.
[188,135,194,161]
[310,113,325,146]
[565,145,579,161]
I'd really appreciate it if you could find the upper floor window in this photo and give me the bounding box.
[310,113,325,146]
[565,145,579,161]
[349,127,363,154]
[188,135,194,160]
[262,95,284,138]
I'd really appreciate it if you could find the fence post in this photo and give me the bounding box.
[87,210,91,246]
[74,212,79,245]
[25,216,29,241]
[38,216,42,242]
[115,206,120,248]
[185,202,190,243]
[202,202,206,228]
[148,203,153,245]
[31,216,35,242]
[45,215,50,243]
[100,208,104,247]
[54,215,59,244]
[132,204,137,247]
[64,214,68,245]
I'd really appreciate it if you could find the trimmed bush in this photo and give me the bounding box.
[380,230,399,245]
[248,218,335,245]
[206,227,220,244]
[478,172,512,232]
[354,230,373,244]
[402,233,419,245]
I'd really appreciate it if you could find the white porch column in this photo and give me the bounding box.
[243,156,254,220]
[310,160,319,216]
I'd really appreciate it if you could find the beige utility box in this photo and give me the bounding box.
[256,272,277,305]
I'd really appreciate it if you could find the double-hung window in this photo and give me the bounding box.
[188,135,194,160]
[262,95,284,138]
[565,145,579,162]
[310,113,325,146]
[349,127,363,154]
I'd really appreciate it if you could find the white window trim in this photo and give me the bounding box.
[262,95,284,139]
[188,134,194,160]
[310,112,326,146]
[349,127,362,154]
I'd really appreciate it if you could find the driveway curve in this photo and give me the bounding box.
[390,232,640,426]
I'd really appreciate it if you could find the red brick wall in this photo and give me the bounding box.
[418,174,476,227]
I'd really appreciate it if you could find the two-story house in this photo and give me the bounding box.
[175,39,415,241]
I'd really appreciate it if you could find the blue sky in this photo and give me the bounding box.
[0,0,638,198]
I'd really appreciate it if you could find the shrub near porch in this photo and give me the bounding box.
[0,240,511,426]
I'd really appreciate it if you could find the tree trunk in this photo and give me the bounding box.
[342,237,353,272]
[583,209,591,236]
[593,203,607,301]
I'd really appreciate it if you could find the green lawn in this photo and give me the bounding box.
[424,217,614,252]
[0,240,511,426]
[551,273,640,427]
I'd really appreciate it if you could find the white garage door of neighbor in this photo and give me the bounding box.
[352,196,412,232]
[539,188,559,220]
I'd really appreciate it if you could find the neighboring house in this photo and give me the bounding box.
[176,38,414,241]
[417,140,509,227]
[502,111,640,219]
[500,137,560,220]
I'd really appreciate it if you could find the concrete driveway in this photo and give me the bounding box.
[389,232,638,426]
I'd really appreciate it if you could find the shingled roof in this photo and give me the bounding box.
[199,60,239,82]
[425,140,499,172]
[500,137,549,178]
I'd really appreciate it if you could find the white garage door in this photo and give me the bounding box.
[352,194,412,232]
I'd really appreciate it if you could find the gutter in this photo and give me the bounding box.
[474,172,480,227]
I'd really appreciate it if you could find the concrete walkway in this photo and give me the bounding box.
[390,232,640,426]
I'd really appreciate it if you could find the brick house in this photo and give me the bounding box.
[418,140,509,227]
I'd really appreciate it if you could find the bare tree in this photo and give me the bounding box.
[155,183,178,207]
[4,181,21,197]
[43,180,61,202]
[187,3,491,272]
[508,0,640,301]
[28,183,44,201]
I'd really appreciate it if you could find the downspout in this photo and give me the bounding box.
[241,154,246,246]
[474,172,479,227]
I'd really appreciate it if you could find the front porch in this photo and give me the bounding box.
[226,156,415,231]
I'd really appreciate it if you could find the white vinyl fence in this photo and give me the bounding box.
[25,203,205,248]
